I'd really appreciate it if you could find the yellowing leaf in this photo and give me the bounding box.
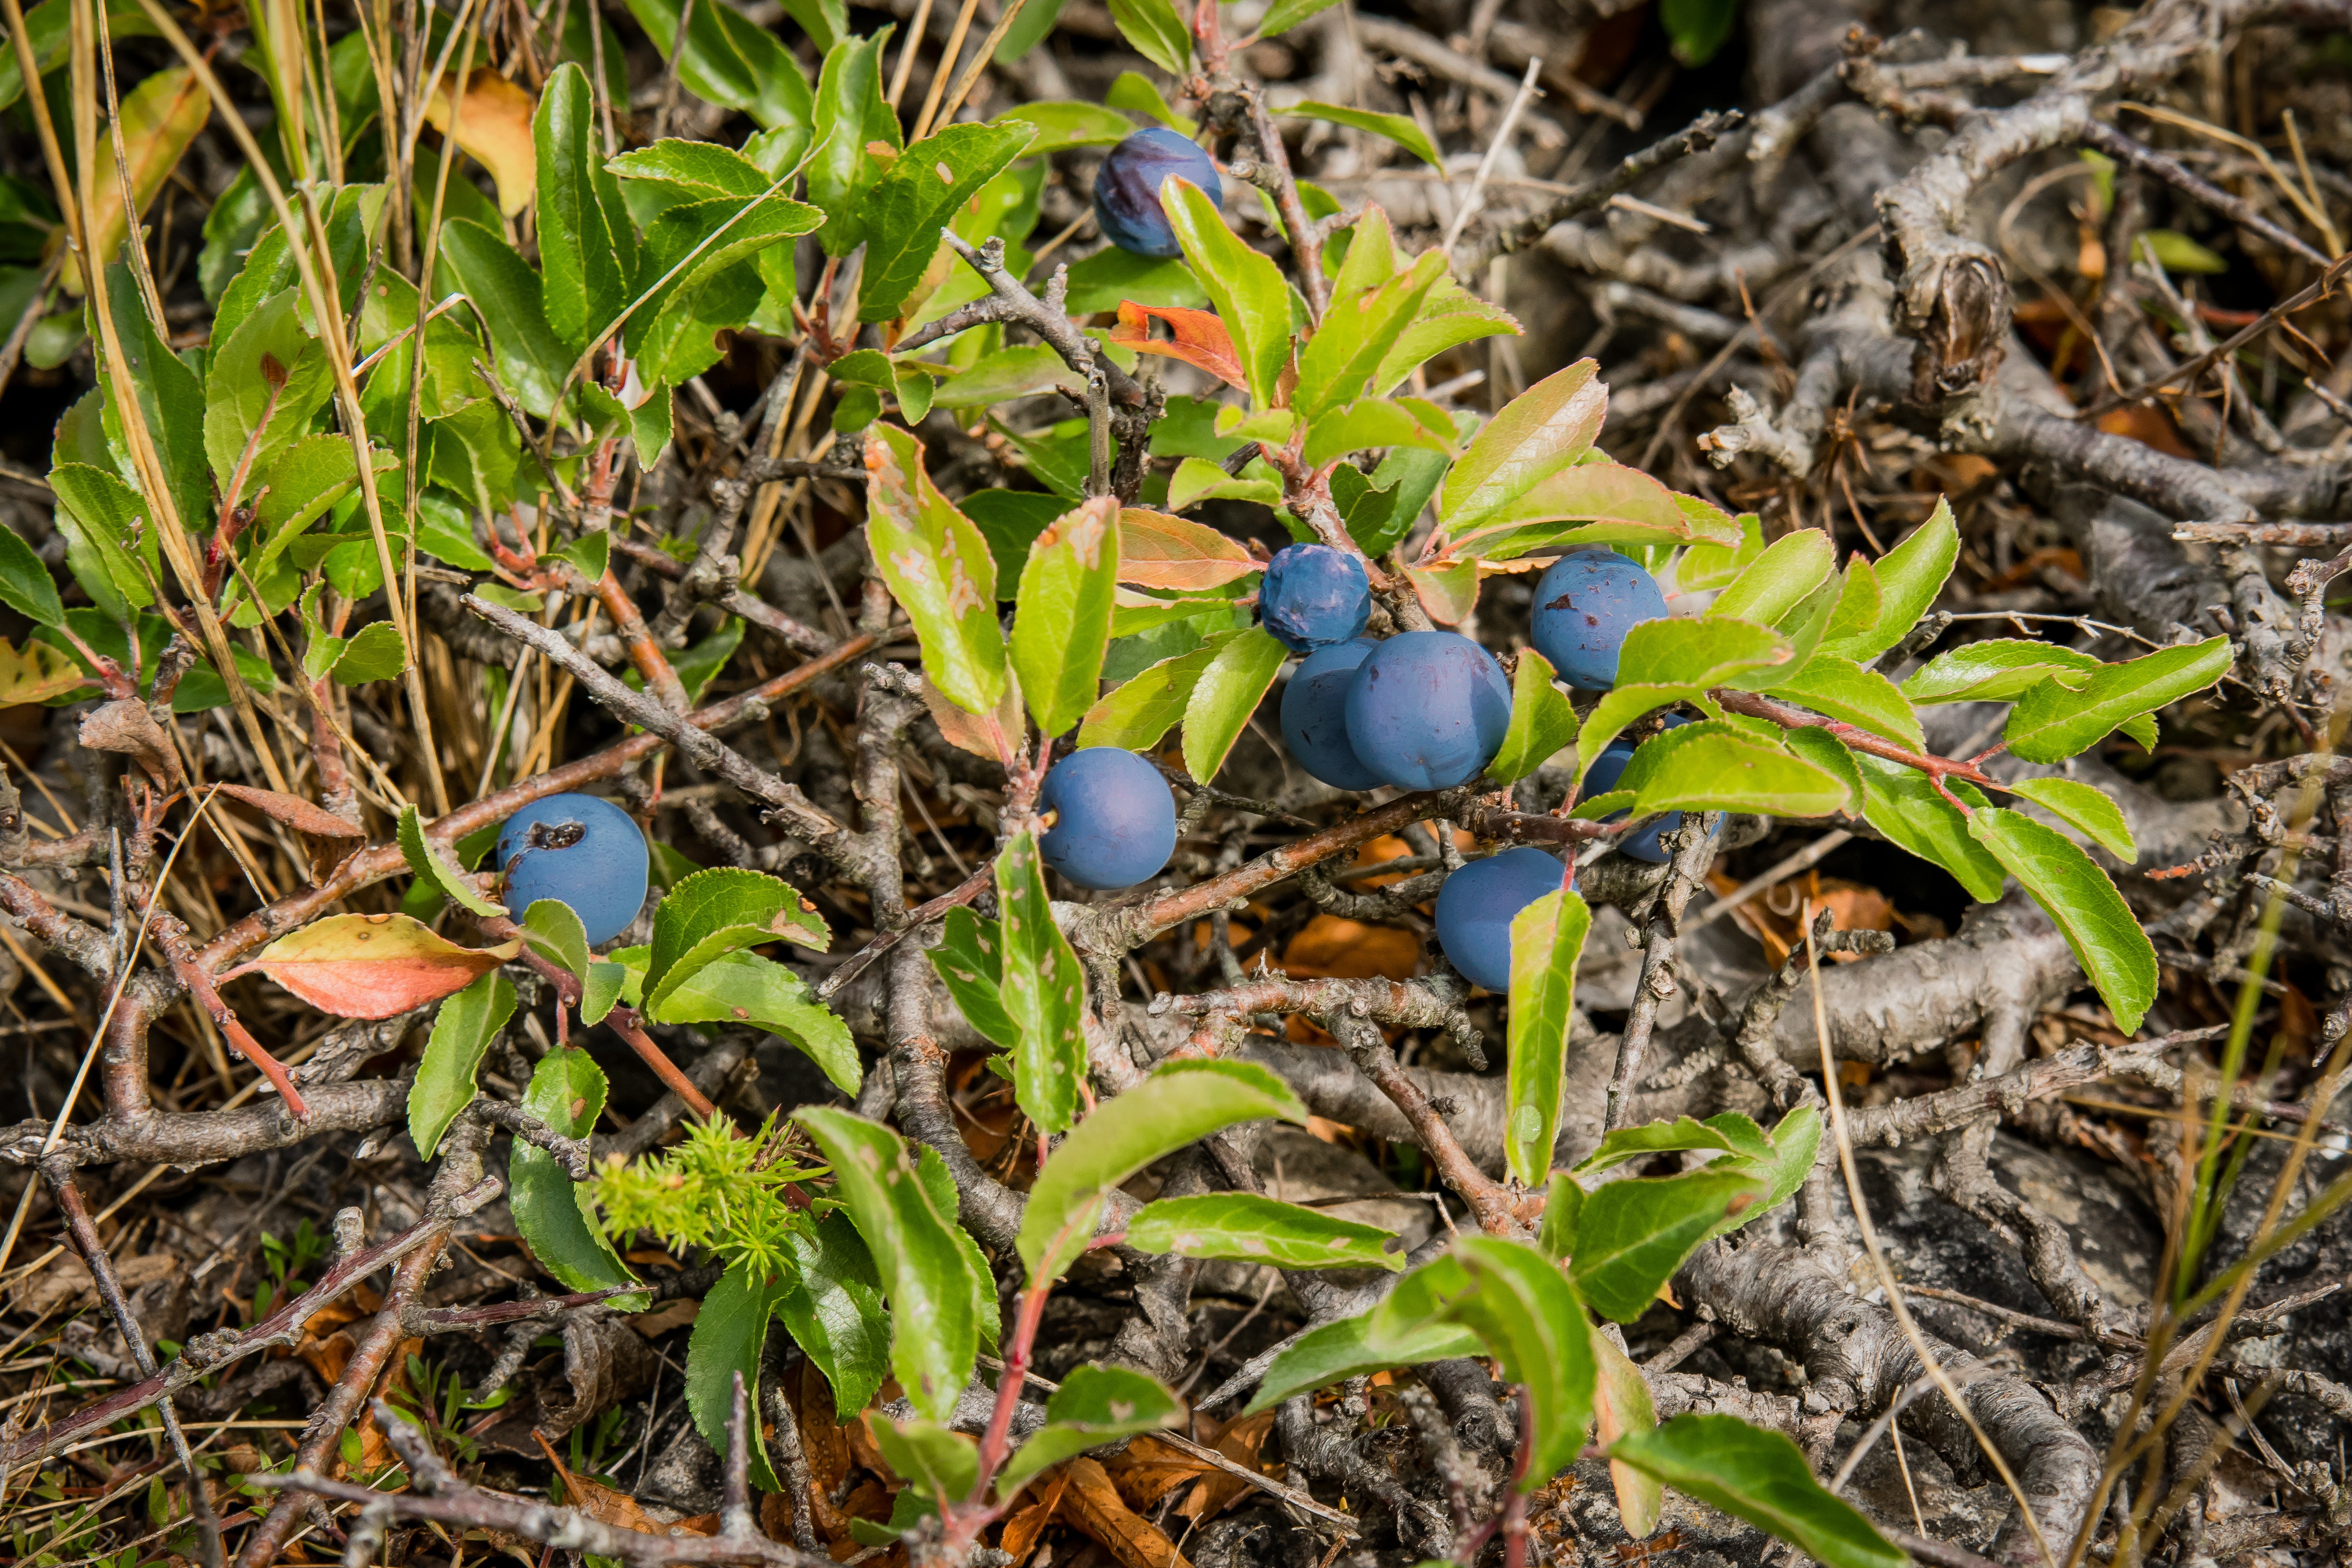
[1115,509,1258,592]
[424,68,539,217]
[63,66,209,294]
[224,913,522,1019]
[0,637,93,705]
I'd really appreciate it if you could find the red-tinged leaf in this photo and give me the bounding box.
[214,783,366,838]
[1117,508,1260,591]
[1111,300,1250,393]
[224,914,523,1019]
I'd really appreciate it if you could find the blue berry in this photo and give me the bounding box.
[1343,631,1511,791]
[497,793,650,945]
[1280,637,1382,790]
[1259,545,1371,653]
[1530,550,1668,691]
[1582,716,1714,864]
[1039,748,1178,890]
[1094,128,1221,259]
[1434,847,1569,991]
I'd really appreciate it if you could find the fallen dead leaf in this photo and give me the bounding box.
[1281,914,1421,980]
[1178,1412,1274,1521]
[1056,1456,1192,1568]
[423,68,537,216]
[629,1298,700,1338]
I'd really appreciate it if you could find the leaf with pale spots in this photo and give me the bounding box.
[997,1364,1182,1501]
[996,830,1087,1135]
[865,423,1007,714]
[224,914,521,1019]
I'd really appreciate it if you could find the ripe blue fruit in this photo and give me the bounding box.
[1039,747,1178,890]
[1530,550,1668,690]
[497,793,650,945]
[1343,631,1512,791]
[1582,716,1713,864]
[1434,847,1569,991]
[1280,637,1382,790]
[1260,544,1371,653]
[1094,128,1220,259]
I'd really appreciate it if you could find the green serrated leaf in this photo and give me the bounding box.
[1967,807,2157,1032]
[1438,360,1605,535]
[866,423,1007,714]
[1281,102,1439,167]
[1077,628,1244,752]
[927,907,1018,1049]
[646,867,830,1015]
[1241,1309,1483,1416]
[858,123,1036,323]
[1163,178,1291,409]
[777,1210,891,1419]
[997,831,1088,1135]
[652,952,861,1096]
[399,804,507,917]
[1506,887,1589,1187]
[793,1108,984,1424]
[510,1047,646,1307]
[1900,639,2102,705]
[1011,496,1119,739]
[1488,648,1579,785]
[1616,721,1849,818]
[1570,1170,1762,1323]
[1772,655,1923,749]
[1852,754,2006,903]
[523,897,591,988]
[1016,1060,1307,1286]
[407,971,516,1160]
[1706,528,1834,628]
[1105,0,1189,73]
[1182,624,1287,783]
[1609,1416,1906,1568]
[686,1263,789,1493]
[1821,498,1955,663]
[1125,1193,1402,1270]
[2002,776,2136,861]
[2002,636,2232,764]
[997,1364,1182,1500]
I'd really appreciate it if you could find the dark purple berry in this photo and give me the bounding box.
[1280,637,1381,790]
[498,793,650,945]
[1094,128,1220,260]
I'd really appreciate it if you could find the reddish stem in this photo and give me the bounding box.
[477,914,717,1122]
[965,1277,1053,1511]
[1712,687,2002,791]
[151,913,309,1118]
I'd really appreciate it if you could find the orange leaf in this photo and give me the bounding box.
[1055,1457,1192,1568]
[1117,508,1259,592]
[1112,301,1249,393]
[223,913,521,1018]
[423,68,538,217]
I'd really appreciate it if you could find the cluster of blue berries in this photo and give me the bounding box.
[1271,546,1512,793]
[1425,549,1691,989]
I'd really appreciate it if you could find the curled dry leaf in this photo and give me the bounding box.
[79,699,184,790]
[214,782,367,838]
[223,913,522,1018]
[423,68,539,216]
[1112,301,1250,393]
